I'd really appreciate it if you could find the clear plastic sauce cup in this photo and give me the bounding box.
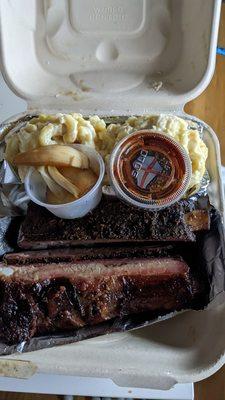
[109,130,192,210]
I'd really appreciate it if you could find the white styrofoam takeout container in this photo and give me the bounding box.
[0,0,224,389]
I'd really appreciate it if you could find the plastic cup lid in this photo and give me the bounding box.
[109,130,192,210]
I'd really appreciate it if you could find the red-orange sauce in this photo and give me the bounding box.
[113,130,188,204]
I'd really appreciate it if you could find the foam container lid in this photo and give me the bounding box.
[0,0,222,114]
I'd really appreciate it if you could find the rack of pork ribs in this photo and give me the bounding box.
[0,196,210,345]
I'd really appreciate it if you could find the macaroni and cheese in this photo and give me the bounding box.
[5,113,208,194]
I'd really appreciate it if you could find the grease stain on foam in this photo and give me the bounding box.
[152,81,163,92]
[54,90,86,101]
[73,79,92,92]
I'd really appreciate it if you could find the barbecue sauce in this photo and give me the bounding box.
[110,130,192,209]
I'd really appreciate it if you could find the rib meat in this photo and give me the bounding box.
[184,210,210,231]
[0,257,198,344]
[4,245,174,265]
[17,197,209,249]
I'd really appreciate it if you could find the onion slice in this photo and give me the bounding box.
[38,166,65,201]
[47,166,80,198]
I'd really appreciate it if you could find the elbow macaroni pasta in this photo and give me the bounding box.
[4,113,208,193]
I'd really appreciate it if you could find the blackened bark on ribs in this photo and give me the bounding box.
[0,257,199,344]
[18,197,199,249]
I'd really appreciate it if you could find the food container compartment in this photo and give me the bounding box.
[0,0,224,390]
[0,111,224,390]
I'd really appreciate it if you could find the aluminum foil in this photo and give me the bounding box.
[0,114,35,217]
[0,311,182,355]
[0,204,224,355]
